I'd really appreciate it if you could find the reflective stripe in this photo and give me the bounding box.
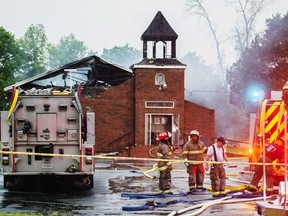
[157,152,163,157]
[157,151,173,158]
[158,165,168,171]
[188,162,202,165]
[212,191,220,195]
[196,185,203,189]
[220,191,227,195]
[160,190,171,193]
[249,184,258,190]
[267,187,274,192]
[183,150,204,155]
[189,186,196,190]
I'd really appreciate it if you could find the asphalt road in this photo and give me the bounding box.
[0,157,265,215]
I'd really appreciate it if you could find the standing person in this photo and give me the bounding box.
[157,131,173,194]
[206,137,228,198]
[183,130,207,192]
[246,137,285,195]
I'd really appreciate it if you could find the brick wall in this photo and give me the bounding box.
[134,68,185,145]
[81,69,215,154]
[184,100,215,145]
[81,78,134,153]
[118,145,151,158]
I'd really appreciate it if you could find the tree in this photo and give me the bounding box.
[17,24,48,79]
[101,44,141,68]
[227,12,288,107]
[185,0,275,81]
[0,27,23,110]
[227,0,275,56]
[47,34,95,70]
[185,0,225,81]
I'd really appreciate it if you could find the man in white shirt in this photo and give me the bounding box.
[206,137,228,198]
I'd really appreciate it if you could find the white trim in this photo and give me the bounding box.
[145,113,174,145]
[155,73,165,85]
[145,101,174,108]
[133,65,186,69]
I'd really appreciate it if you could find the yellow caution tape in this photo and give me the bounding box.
[0,150,284,167]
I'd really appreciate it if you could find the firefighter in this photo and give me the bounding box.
[246,137,285,195]
[157,131,173,194]
[206,137,228,198]
[183,130,207,192]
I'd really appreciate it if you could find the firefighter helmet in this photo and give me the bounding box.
[189,130,200,137]
[157,131,171,141]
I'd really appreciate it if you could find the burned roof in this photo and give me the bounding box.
[4,55,133,92]
[141,11,178,41]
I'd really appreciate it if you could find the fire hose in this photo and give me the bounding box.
[167,195,276,216]
[121,191,187,199]
[122,197,215,211]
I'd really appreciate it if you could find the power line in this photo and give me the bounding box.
[185,88,231,95]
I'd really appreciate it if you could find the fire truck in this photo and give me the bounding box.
[0,86,95,190]
[249,90,286,183]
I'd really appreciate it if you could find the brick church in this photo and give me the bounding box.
[5,11,215,156]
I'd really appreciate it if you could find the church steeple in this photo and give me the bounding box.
[141,11,178,59]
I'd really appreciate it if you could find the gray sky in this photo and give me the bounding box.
[0,0,287,66]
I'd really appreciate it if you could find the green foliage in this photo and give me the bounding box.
[0,27,23,110]
[47,34,95,70]
[227,12,288,107]
[101,44,141,68]
[0,213,42,216]
[17,24,48,80]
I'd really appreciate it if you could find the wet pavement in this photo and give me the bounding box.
[0,157,263,215]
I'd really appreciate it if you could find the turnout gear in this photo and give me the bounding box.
[247,141,285,194]
[183,130,207,191]
[206,137,228,197]
[157,131,173,193]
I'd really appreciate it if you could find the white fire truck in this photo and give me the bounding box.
[0,87,95,190]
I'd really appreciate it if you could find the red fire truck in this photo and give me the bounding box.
[249,90,286,183]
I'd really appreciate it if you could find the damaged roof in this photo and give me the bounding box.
[4,55,133,91]
[133,58,186,67]
[141,11,178,41]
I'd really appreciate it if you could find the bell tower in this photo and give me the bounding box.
[141,11,178,59]
[132,11,186,146]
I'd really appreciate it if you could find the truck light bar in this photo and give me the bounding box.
[85,147,93,155]
[85,147,93,165]
[2,148,10,165]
